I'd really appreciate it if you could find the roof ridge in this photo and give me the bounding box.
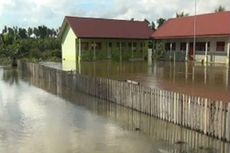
[65,16,146,23]
[169,10,230,20]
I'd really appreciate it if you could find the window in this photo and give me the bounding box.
[140,43,144,52]
[122,42,126,47]
[133,42,137,52]
[96,42,102,50]
[165,43,170,51]
[180,42,186,51]
[165,42,176,51]
[140,43,143,48]
[195,42,206,51]
[82,42,89,50]
[108,42,112,48]
[117,42,120,48]
[172,43,176,50]
[216,41,225,52]
[133,42,137,47]
[128,42,132,48]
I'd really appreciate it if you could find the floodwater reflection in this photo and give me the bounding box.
[50,60,230,102]
[1,67,156,153]
[11,65,230,152]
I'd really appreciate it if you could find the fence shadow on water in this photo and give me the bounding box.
[18,61,230,147]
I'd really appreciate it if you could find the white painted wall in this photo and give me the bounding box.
[163,37,230,64]
[61,24,77,62]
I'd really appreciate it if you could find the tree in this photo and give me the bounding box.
[2,33,14,45]
[144,19,155,31]
[27,27,33,38]
[2,26,7,34]
[33,27,40,38]
[151,22,156,31]
[215,6,226,12]
[51,28,57,37]
[144,18,150,25]
[18,28,27,39]
[38,25,48,39]
[157,18,166,28]
[0,25,62,62]
[176,12,189,18]
[7,27,14,35]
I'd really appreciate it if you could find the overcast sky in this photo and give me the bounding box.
[0,0,229,30]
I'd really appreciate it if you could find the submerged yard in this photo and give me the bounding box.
[42,61,230,102]
[0,66,230,153]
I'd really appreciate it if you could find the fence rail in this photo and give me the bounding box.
[18,61,230,142]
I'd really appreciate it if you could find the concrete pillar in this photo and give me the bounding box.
[227,41,230,64]
[193,40,196,61]
[204,41,208,63]
[93,41,96,60]
[185,62,188,80]
[185,42,189,61]
[174,43,176,63]
[170,42,172,60]
[225,66,229,89]
[148,49,152,66]
[77,60,81,74]
[78,39,81,61]
[204,65,207,84]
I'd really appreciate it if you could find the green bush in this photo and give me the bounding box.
[96,51,107,60]
[81,51,94,61]
[122,50,132,61]
[154,42,166,60]
[111,50,120,61]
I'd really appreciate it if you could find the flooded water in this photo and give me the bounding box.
[0,65,230,153]
[42,61,230,102]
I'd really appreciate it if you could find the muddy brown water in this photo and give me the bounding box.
[0,66,230,153]
[42,61,230,102]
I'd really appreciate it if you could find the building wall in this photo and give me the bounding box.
[162,37,230,64]
[61,24,149,61]
[61,25,77,62]
[79,39,149,61]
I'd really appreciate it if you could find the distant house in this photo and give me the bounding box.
[59,16,152,62]
[152,11,230,64]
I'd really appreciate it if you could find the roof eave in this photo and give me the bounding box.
[152,34,230,40]
[78,36,152,40]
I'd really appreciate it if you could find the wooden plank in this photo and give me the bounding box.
[225,103,230,142]
[204,98,208,135]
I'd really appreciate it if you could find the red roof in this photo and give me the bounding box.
[62,16,152,40]
[152,11,230,39]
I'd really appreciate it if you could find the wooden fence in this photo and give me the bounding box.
[18,61,230,142]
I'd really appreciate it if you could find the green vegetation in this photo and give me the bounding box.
[0,25,61,65]
[153,42,166,60]
[156,18,166,28]
[176,12,189,18]
[215,6,226,12]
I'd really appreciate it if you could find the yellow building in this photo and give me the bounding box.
[59,16,152,62]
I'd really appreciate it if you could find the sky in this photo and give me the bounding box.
[0,0,229,31]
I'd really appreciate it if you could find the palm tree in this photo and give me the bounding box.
[215,6,226,12]
[157,18,166,28]
[176,12,189,18]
